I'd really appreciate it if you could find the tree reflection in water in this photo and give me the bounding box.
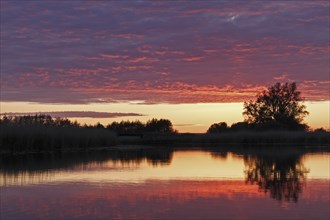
[0,146,316,202]
[0,147,174,173]
[243,153,309,202]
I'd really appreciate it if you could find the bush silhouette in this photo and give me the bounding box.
[207,122,228,133]
[106,120,145,134]
[145,118,175,133]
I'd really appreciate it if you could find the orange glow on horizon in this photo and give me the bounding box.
[0,101,329,132]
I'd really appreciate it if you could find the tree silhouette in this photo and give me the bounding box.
[145,118,175,133]
[207,122,228,133]
[106,120,144,134]
[243,82,309,130]
[230,122,251,131]
[106,119,176,134]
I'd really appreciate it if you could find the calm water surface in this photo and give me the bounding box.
[1,147,329,219]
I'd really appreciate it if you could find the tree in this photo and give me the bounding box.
[230,122,251,131]
[106,120,144,134]
[207,122,228,133]
[145,118,175,133]
[95,122,104,129]
[243,82,309,130]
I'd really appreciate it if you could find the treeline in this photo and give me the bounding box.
[0,115,116,153]
[0,115,176,134]
[0,115,80,128]
[106,118,176,134]
[0,115,176,153]
[206,121,314,133]
[1,114,329,153]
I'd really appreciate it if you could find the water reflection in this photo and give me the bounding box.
[0,147,173,173]
[0,147,174,185]
[243,153,308,202]
[0,146,329,200]
[1,147,329,220]
[207,147,328,202]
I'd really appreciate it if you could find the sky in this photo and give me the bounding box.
[1,1,329,132]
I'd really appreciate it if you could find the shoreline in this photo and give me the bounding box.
[1,129,329,155]
[1,141,329,156]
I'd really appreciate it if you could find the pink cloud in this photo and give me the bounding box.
[154,50,185,55]
[127,57,158,63]
[1,111,145,118]
[128,57,147,63]
[113,33,144,39]
[100,54,129,59]
[182,56,204,62]
[1,1,329,104]
[273,72,289,81]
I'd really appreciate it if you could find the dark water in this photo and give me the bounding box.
[1,146,329,220]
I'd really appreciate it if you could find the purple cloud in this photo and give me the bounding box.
[1,1,329,104]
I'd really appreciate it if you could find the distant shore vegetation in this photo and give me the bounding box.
[0,115,177,153]
[1,82,329,153]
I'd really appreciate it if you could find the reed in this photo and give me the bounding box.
[0,125,116,153]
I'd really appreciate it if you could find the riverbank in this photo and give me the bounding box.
[138,131,330,145]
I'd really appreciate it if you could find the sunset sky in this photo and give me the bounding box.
[1,1,329,132]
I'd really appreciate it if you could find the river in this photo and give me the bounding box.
[1,146,329,219]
